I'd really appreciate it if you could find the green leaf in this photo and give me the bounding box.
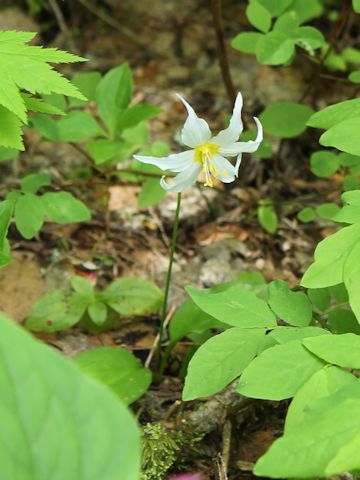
[256,0,293,16]
[310,150,340,177]
[268,280,312,326]
[294,26,325,53]
[20,172,52,194]
[246,1,272,32]
[307,288,330,311]
[41,192,91,224]
[354,0,360,12]
[290,0,323,23]
[74,347,152,405]
[96,63,133,137]
[185,285,277,328]
[349,71,360,83]
[71,275,94,295]
[117,104,162,133]
[257,200,278,233]
[304,333,360,369]
[102,277,163,316]
[339,152,360,172]
[256,30,295,65]
[0,146,18,161]
[32,111,105,142]
[25,290,88,332]
[138,178,166,209]
[183,328,267,400]
[237,339,324,400]
[0,200,14,265]
[343,174,360,191]
[328,308,360,335]
[297,207,316,223]
[88,302,108,326]
[343,239,360,321]
[333,190,360,224]
[307,98,360,130]
[0,106,23,150]
[273,11,299,34]
[320,117,360,156]
[169,299,226,344]
[260,101,313,138]
[69,71,101,106]
[301,223,360,288]
[315,202,340,219]
[254,382,360,478]
[342,47,360,66]
[0,313,140,480]
[87,139,134,165]
[14,193,44,239]
[231,32,263,54]
[284,366,356,433]
[270,325,328,344]
[22,93,65,115]
[0,30,85,124]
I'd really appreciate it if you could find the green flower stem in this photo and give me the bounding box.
[156,192,182,374]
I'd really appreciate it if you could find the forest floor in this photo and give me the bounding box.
[0,1,354,479]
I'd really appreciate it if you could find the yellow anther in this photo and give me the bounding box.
[194,143,220,163]
[222,169,228,177]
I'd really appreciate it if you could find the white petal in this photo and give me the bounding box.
[160,163,202,192]
[235,154,242,176]
[212,154,237,183]
[176,94,212,148]
[219,117,263,156]
[212,92,243,146]
[134,150,194,173]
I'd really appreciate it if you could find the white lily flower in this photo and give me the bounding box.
[133,93,263,192]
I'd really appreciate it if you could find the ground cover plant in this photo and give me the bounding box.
[0,0,360,479]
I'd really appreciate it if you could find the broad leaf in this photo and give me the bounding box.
[260,101,313,138]
[14,193,44,239]
[20,172,52,194]
[41,192,91,224]
[185,285,277,328]
[117,104,162,133]
[256,31,295,65]
[304,333,360,368]
[0,106,23,150]
[310,150,339,177]
[183,328,266,400]
[236,340,324,400]
[74,346,152,405]
[268,280,312,326]
[231,32,262,54]
[138,178,166,209]
[270,326,328,344]
[320,117,360,156]
[343,239,360,320]
[0,313,140,480]
[307,98,360,130]
[246,1,271,32]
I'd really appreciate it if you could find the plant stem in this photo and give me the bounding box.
[211,0,236,106]
[156,192,182,373]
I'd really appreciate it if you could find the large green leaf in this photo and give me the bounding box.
[332,190,360,224]
[101,277,163,316]
[14,193,44,239]
[270,326,329,344]
[254,382,360,478]
[256,31,295,65]
[268,280,312,326]
[301,223,360,288]
[185,285,276,328]
[246,1,271,32]
[343,239,360,320]
[285,366,356,433]
[256,0,292,16]
[74,347,152,405]
[231,32,263,54]
[303,333,360,368]
[353,0,360,13]
[0,105,23,150]
[96,63,133,137]
[0,313,140,480]
[41,192,91,224]
[236,340,324,400]
[320,117,360,156]
[183,328,266,400]
[116,104,162,133]
[259,101,313,138]
[307,98,360,130]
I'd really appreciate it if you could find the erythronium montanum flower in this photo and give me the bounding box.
[134,92,263,192]
[136,93,262,381]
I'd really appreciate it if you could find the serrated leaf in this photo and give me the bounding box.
[0,313,140,480]
[14,193,44,239]
[183,328,266,400]
[237,340,324,400]
[74,346,152,405]
[22,92,65,115]
[301,223,360,288]
[41,192,91,224]
[185,285,276,328]
[0,105,24,150]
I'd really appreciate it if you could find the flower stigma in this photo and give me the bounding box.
[194,143,220,187]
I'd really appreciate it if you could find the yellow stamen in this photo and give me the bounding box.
[194,143,219,188]
[222,169,228,177]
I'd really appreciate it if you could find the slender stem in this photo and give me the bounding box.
[156,192,182,372]
[211,0,236,106]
